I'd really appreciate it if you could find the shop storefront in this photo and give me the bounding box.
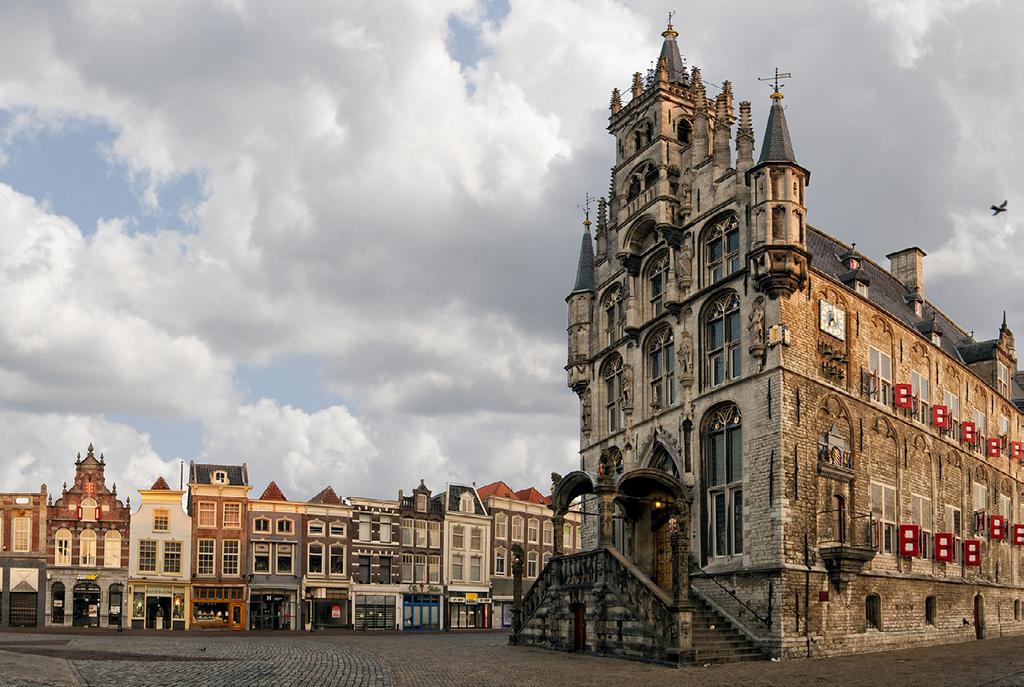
[129,583,188,630]
[354,594,397,630]
[72,581,101,627]
[191,585,246,630]
[249,590,296,631]
[402,593,441,631]
[5,567,43,628]
[447,591,490,629]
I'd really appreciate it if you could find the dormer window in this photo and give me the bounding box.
[416,494,427,512]
[213,470,228,484]
[855,281,869,298]
[460,493,474,513]
[848,258,860,270]
[913,301,923,317]
[931,332,942,346]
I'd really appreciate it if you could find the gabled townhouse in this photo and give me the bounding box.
[0,485,47,628]
[349,496,402,629]
[398,480,444,630]
[303,486,353,630]
[187,462,251,630]
[440,484,490,629]
[248,481,302,630]
[128,476,191,630]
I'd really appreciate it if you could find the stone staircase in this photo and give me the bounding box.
[688,592,767,665]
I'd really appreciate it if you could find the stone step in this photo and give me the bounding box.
[691,635,752,648]
[696,652,768,665]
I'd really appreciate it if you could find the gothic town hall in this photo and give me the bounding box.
[514,20,1024,663]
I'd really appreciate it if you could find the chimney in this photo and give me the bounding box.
[886,247,926,295]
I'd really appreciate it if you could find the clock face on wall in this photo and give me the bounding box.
[819,300,846,340]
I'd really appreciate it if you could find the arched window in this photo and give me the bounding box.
[651,446,679,477]
[866,594,882,630]
[51,582,65,624]
[704,215,740,285]
[926,595,937,626]
[633,121,653,152]
[526,551,539,578]
[602,356,625,433]
[54,528,72,566]
[627,174,642,201]
[80,529,97,567]
[705,405,743,558]
[602,285,625,346]
[460,492,475,513]
[678,119,691,145]
[79,497,98,522]
[104,530,121,568]
[646,254,669,317]
[495,547,507,576]
[647,329,675,411]
[819,422,852,470]
[704,292,741,387]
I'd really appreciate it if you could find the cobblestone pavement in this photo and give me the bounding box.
[4,629,1024,686]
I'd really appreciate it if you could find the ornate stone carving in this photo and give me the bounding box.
[622,362,635,410]
[580,388,592,434]
[676,237,693,294]
[748,296,766,357]
[676,329,694,384]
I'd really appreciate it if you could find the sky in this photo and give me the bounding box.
[0,0,1020,502]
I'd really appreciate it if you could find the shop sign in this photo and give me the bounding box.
[14,497,30,505]
[145,587,174,596]
[331,605,342,619]
[53,600,63,608]
[465,593,478,601]
[76,575,99,581]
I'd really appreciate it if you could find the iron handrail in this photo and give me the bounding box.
[688,558,772,629]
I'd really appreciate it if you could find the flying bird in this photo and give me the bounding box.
[991,200,1008,215]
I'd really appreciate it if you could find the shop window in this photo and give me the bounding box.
[51,582,65,624]
[866,594,882,630]
[926,596,937,626]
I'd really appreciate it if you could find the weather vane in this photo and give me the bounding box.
[667,10,674,24]
[578,193,593,223]
[758,67,792,99]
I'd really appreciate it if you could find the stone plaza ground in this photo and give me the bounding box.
[2,629,1024,687]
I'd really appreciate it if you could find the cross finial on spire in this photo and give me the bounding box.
[662,11,678,39]
[578,193,594,227]
[758,67,792,100]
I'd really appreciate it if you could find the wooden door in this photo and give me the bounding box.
[573,604,586,652]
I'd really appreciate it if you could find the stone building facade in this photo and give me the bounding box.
[398,480,444,630]
[302,485,353,630]
[0,486,47,627]
[46,446,130,628]
[517,18,1024,664]
[349,496,402,629]
[187,462,250,630]
[128,476,191,630]
[479,481,582,628]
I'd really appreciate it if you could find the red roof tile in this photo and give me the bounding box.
[259,481,287,501]
[514,487,550,505]
[150,476,171,491]
[477,481,516,500]
[309,485,341,505]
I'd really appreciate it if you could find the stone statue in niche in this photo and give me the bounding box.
[580,388,592,434]
[621,362,635,409]
[748,296,766,357]
[676,238,693,291]
[676,330,694,380]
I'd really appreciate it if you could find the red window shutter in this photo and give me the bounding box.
[987,438,1002,457]
[934,532,955,562]
[932,405,950,429]
[895,384,913,409]
[1012,441,1023,460]
[76,505,83,520]
[964,539,982,566]
[962,421,977,444]
[991,515,1007,540]
[1012,524,1024,546]
[899,524,920,557]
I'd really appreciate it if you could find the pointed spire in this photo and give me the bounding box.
[1003,310,1009,330]
[631,72,644,99]
[656,56,669,85]
[610,88,622,114]
[571,215,596,295]
[758,97,798,164]
[658,17,688,85]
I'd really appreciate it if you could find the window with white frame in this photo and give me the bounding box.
[222,539,239,576]
[648,328,676,409]
[379,518,393,543]
[197,539,215,575]
[223,503,241,528]
[12,516,30,553]
[358,517,371,541]
[428,555,440,583]
[975,408,988,449]
[401,553,414,582]
[868,346,892,405]
[460,493,474,513]
[308,543,324,574]
[416,493,428,512]
[197,502,216,528]
[870,482,896,555]
[138,540,158,573]
[278,519,294,535]
[528,519,539,543]
[428,521,440,548]
[998,362,1011,397]
[416,520,427,547]
[452,553,464,581]
[163,541,181,574]
[470,555,482,582]
[276,543,293,574]
[512,516,524,541]
[943,390,960,434]
[212,470,228,484]
[253,542,271,573]
[329,544,345,575]
[104,530,121,567]
[415,554,427,582]
[563,524,573,550]
[527,551,539,578]
[55,529,72,566]
[1000,414,1011,440]
[470,527,482,551]
[452,525,465,549]
[973,480,989,513]
[254,517,271,533]
[153,509,170,533]
[911,369,929,422]
[543,522,553,545]
[1000,494,1012,518]
[911,494,932,559]
[308,520,325,536]
[328,521,344,538]
[401,518,413,546]
[495,547,507,576]
[945,506,962,565]
[495,513,507,539]
[79,529,97,566]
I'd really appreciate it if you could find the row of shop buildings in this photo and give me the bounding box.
[0,449,580,631]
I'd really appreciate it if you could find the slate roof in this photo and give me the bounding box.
[658,26,688,85]
[570,225,595,294]
[446,484,487,516]
[758,98,798,165]
[807,226,1024,403]
[259,481,287,501]
[308,486,342,505]
[189,462,248,486]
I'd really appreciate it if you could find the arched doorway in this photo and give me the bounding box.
[974,594,985,639]
[571,602,586,652]
[616,469,687,594]
[73,582,101,627]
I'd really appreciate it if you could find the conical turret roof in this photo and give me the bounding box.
[758,97,798,164]
[570,222,595,295]
[658,23,688,85]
